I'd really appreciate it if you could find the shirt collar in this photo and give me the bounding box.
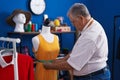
[81,18,94,34]
[0,50,14,68]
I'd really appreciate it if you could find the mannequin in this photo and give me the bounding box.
[6,9,31,32]
[32,18,56,52]
[32,25,54,52]
[32,18,60,80]
[13,13,26,32]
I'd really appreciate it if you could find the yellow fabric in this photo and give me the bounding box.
[34,34,60,80]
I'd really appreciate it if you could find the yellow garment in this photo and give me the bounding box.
[34,34,60,80]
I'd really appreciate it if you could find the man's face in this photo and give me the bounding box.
[68,13,83,31]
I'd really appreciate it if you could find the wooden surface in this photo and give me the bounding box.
[7,31,76,35]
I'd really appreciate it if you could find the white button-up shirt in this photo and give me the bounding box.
[67,18,108,76]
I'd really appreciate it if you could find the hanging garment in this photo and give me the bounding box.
[0,53,34,80]
[34,34,60,80]
[17,46,30,55]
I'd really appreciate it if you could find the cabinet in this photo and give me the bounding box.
[112,16,120,80]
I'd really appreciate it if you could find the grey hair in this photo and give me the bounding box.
[68,3,90,17]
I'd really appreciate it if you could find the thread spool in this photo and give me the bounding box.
[31,24,35,32]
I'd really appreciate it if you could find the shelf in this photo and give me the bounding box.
[7,31,76,35]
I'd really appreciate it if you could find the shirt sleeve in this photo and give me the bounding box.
[67,39,96,71]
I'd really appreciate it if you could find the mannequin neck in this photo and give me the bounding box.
[14,23,24,32]
[40,25,54,42]
[41,25,51,34]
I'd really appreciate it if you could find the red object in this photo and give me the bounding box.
[31,24,35,32]
[0,54,34,80]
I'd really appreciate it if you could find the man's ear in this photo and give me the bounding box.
[76,15,83,20]
[79,15,84,20]
[80,15,85,23]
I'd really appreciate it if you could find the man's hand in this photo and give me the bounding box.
[43,59,73,70]
[43,62,53,69]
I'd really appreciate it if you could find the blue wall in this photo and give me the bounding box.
[0,0,80,53]
[0,0,77,35]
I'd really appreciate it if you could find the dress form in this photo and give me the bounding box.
[32,25,55,52]
[12,13,26,32]
[32,18,60,80]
